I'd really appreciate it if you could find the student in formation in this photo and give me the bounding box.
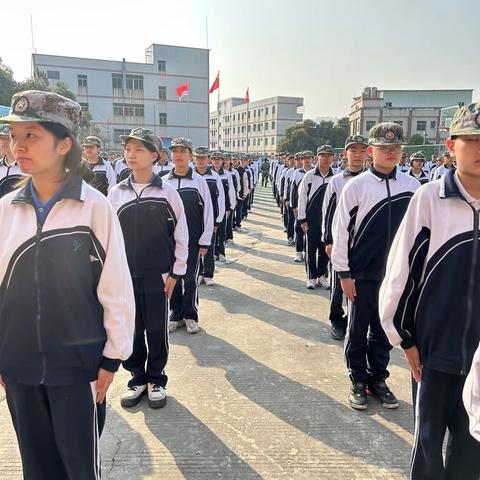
[0,124,26,198]
[332,122,420,410]
[381,104,480,479]
[82,135,116,195]
[0,90,134,479]
[107,128,188,410]
[408,151,430,185]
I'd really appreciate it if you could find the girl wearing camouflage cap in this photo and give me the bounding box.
[0,90,135,479]
[0,124,27,198]
[108,128,189,409]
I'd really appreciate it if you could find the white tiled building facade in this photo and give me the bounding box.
[32,44,209,149]
[349,87,473,143]
[209,96,304,154]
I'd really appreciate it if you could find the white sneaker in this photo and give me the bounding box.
[120,384,147,408]
[294,252,303,263]
[185,319,200,334]
[317,275,330,290]
[226,239,234,244]
[218,254,226,262]
[197,275,204,286]
[147,384,167,409]
[204,277,215,286]
[306,279,317,290]
[287,237,294,246]
[168,319,185,332]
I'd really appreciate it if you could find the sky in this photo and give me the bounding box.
[1,0,478,119]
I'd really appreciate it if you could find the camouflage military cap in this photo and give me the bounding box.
[450,103,480,136]
[345,134,368,150]
[171,137,193,151]
[442,151,452,157]
[82,135,103,148]
[294,152,303,159]
[120,128,163,154]
[0,124,10,137]
[0,90,81,134]
[223,152,231,158]
[368,122,406,146]
[317,144,334,155]
[411,151,426,161]
[192,146,209,157]
[210,151,224,159]
[302,150,314,158]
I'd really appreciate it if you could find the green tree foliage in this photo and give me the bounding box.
[409,133,428,145]
[279,117,349,153]
[0,58,18,106]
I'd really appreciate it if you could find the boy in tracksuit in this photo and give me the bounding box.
[0,124,26,198]
[82,135,116,195]
[332,122,420,410]
[381,105,480,479]
[298,145,335,290]
[211,151,236,262]
[164,139,214,334]
[193,147,225,286]
[108,128,188,410]
[290,151,313,262]
[0,90,134,479]
[282,154,296,245]
[235,156,250,229]
[153,148,174,177]
[322,135,368,341]
[225,154,240,242]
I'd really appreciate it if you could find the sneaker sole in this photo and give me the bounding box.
[187,329,200,334]
[121,390,146,408]
[349,401,368,410]
[148,397,167,409]
[366,390,399,409]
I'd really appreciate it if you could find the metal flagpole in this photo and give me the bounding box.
[187,86,190,139]
[246,92,249,154]
[217,72,220,150]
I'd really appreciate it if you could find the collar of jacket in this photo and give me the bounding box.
[119,173,163,191]
[215,167,225,175]
[87,156,104,168]
[12,174,85,205]
[0,155,17,168]
[439,168,465,200]
[194,166,213,177]
[369,166,397,181]
[314,166,334,177]
[168,167,193,180]
[343,167,365,178]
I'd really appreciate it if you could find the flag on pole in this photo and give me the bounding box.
[176,82,189,100]
[244,87,250,104]
[209,72,220,93]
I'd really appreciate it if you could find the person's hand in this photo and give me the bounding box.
[199,247,208,257]
[404,346,422,382]
[96,368,115,403]
[214,226,218,233]
[285,200,289,207]
[164,275,178,300]
[0,375,5,390]
[293,208,298,218]
[226,211,231,218]
[340,277,356,303]
[325,244,333,258]
[301,222,309,234]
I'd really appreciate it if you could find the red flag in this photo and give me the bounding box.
[175,82,189,99]
[209,72,219,93]
[244,87,250,104]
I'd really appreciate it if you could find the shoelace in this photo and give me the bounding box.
[151,385,163,393]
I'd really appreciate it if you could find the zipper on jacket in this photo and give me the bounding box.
[34,220,47,383]
[384,178,392,274]
[461,206,479,375]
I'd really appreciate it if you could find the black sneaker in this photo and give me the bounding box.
[367,381,399,409]
[349,382,368,410]
[330,324,346,341]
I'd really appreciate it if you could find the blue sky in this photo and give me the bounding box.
[1,0,478,118]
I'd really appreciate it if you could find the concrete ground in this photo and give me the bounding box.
[0,184,414,479]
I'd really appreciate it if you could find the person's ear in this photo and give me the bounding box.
[58,136,73,156]
[446,138,455,157]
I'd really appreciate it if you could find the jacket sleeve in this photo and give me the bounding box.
[215,175,226,223]
[379,188,431,349]
[322,179,337,244]
[463,342,480,442]
[331,181,358,277]
[297,175,309,224]
[198,176,214,248]
[242,172,249,200]
[106,162,117,192]
[227,174,236,210]
[290,174,299,208]
[95,199,135,371]
[170,188,189,278]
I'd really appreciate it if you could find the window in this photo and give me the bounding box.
[271,137,275,145]
[125,74,143,91]
[233,127,235,134]
[248,111,251,119]
[113,103,145,118]
[253,139,256,146]
[114,129,131,144]
[112,74,123,90]
[159,113,167,125]
[253,124,257,132]
[79,102,89,112]
[158,86,166,100]
[77,74,87,88]
[272,106,276,115]
[385,102,392,107]
[254,110,257,118]
[271,121,276,130]
[417,121,427,131]
[47,70,60,80]
[366,120,376,132]
[265,107,269,115]
[393,120,403,127]
[233,114,235,121]
[430,120,436,129]
[158,60,166,72]
[265,122,269,130]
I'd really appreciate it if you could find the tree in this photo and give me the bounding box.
[0,58,18,106]
[409,133,428,145]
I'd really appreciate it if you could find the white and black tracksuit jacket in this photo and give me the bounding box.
[153,161,174,178]
[380,169,480,375]
[107,174,189,279]
[408,168,430,185]
[215,168,236,212]
[289,168,307,209]
[322,169,365,245]
[332,167,420,281]
[87,157,116,196]
[194,167,225,227]
[228,167,241,200]
[0,156,25,199]
[163,168,214,248]
[114,158,130,183]
[0,175,135,385]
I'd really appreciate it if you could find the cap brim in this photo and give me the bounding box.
[120,135,161,153]
[369,140,406,146]
[345,141,368,149]
[0,113,39,124]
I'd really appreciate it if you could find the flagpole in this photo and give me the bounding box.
[246,89,249,154]
[187,84,190,139]
[217,71,220,150]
